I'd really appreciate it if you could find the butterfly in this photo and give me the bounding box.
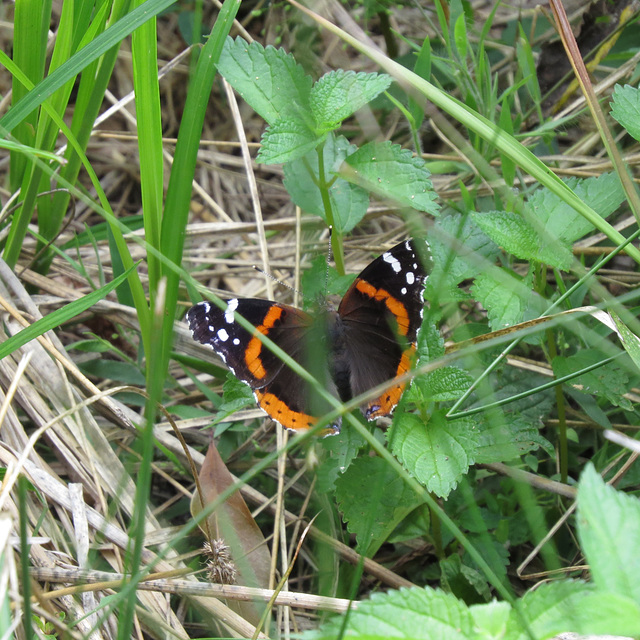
[187,239,431,435]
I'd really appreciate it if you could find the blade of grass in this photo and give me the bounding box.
[0,0,175,135]
[0,262,140,361]
[8,0,51,192]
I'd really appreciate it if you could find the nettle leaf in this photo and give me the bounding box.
[217,37,312,124]
[417,320,445,362]
[426,212,500,299]
[302,586,475,640]
[388,411,479,498]
[469,601,511,639]
[473,210,573,269]
[310,70,392,129]
[316,425,367,493]
[283,133,368,233]
[578,464,640,601]
[342,141,439,214]
[528,173,624,247]
[611,84,640,143]
[553,350,632,410]
[475,414,546,463]
[471,268,545,330]
[335,456,423,557]
[218,374,254,418]
[419,367,473,403]
[505,580,597,640]
[257,119,320,164]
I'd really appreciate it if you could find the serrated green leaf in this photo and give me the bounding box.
[528,173,625,247]
[217,374,254,419]
[342,141,439,213]
[469,600,511,638]
[578,464,640,603]
[217,37,313,125]
[611,83,640,142]
[471,269,544,330]
[505,580,596,640]
[425,213,500,296]
[472,211,572,269]
[566,591,640,637]
[420,367,473,402]
[335,457,423,557]
[417,320,445,361]
[553,351,632,410]
[257,119,320,164]
[310,70,392,129]
[283,134,369,233]
[316,426,366,493]
[474,415,544,463]
[388,411,478,498]
[302,586,475,640]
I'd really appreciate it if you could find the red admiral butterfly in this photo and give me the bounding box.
[187,239,430,436]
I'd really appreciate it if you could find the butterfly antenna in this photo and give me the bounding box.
[252,265,302,299]
[325,226,333,296]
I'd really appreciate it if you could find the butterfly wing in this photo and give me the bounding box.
[337,239,431,420]
[187,299,340,434]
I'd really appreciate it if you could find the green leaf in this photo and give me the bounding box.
[218,374,255,419]
[469,600,511,639]
[611,83,640,142]
[474,415,544,464]
[425,212,499,298]
[528,173,625,247]
[472,211,572,269]
[388,411,478,498]
[471,269,544,330]
[505,580,596,640]
[342,141,439,213]
[302,586,475,640]
[419,367,473,403]
[0,263,138,360]
[578,464,640,603]
[552,351,632,410]
[217,37,313,125]
[283,134,369,233]
[257,119,320,165]
[335,457,423,557]
[317,425,366,493]
[416,319,445,361]
[310,70,392,129]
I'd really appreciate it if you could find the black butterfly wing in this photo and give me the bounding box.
[187,299,340,434]
[337,239,431,420]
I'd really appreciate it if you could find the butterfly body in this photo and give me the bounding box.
[187,239,431,435]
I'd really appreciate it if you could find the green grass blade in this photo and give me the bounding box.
[0,262,139,361]
[131,0,164,297]
[0,0,175,135]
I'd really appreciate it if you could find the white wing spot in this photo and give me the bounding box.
[406,271,415,285]
[401,287,407,295]
[233,338,240,345]
[383,251,401,273]
[217,328,230,342]
[225,298,238,324]
[202,301,211,313]
[404,240,412,251]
